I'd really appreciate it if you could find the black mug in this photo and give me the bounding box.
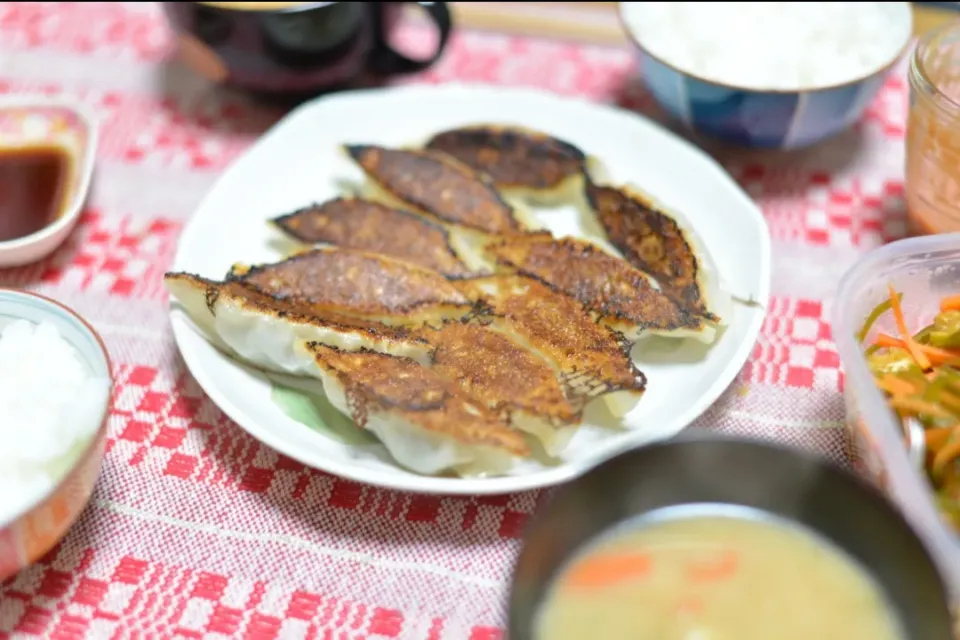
[163,2,452,101]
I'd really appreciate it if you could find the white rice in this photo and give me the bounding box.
[621,2,913,91]
[0,320,110,522]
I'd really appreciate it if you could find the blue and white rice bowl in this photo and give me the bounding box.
[618,2,914,149]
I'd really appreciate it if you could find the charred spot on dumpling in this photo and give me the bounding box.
[422,321,580,422]
[271,198,473,278]
[306,342,531,457]
[225,247,473,323]
[486,236,702,333]
[425,125,587,190]
[344,144,527,236]
[452,275,646,391]
[451,274,647,417]
[586,182,714,321]
[419,319,584,455]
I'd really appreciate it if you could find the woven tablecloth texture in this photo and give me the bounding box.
[0,3,911,638]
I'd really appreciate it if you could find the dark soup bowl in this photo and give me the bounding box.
[509,432,954,639]
[163,2,452,101]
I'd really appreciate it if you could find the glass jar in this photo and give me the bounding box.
[906,23,960,235]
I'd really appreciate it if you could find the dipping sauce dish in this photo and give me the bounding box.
[508,433,954,639]
[0,96,98,268]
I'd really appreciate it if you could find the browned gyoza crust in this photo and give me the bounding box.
[451,274,646,400]
[226,247,473,321]
[485,236,702,333]
[425,125,587,190]
[271,198,472,278]
[306,342,530,456]
[164,272,427,346]
[585,182,715,321]
[419,321,580,423]
[344,144,527,236]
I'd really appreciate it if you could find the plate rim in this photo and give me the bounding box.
[168,82,772,496]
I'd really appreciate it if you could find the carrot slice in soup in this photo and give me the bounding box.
[686,549,739,583]
[562,552,652,589]
[675,596,704,616]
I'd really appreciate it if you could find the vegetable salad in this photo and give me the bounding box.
[860,286,960,532]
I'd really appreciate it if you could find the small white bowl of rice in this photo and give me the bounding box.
[618,2,914,149]
[0,289,112,578]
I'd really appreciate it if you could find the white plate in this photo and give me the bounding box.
[169,84,771,495]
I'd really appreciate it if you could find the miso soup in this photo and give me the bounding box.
[536,508,902,640]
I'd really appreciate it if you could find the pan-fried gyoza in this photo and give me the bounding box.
[168,120,735,478]
[424,125,590,205]
[344,144,547,271]
[485,236,714,343]
[271,198,473,278]
[451,274,647,417]
[164,273,434,373]
[586,181,731,324]
[420,321,582,456]
[300,342,530,476]
[345,144,537,235]
[227,247,475,327]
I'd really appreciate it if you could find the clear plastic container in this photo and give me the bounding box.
[834,233,960,600]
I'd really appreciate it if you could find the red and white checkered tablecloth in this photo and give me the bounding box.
[0,2,911,638]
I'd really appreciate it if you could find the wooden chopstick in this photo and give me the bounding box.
[440,2,958,45]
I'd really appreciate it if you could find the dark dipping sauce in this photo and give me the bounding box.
[0,146,70,242]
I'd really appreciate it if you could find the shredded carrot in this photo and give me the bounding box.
[562,552,652,589]
[873,333,960,366]
[888,284,932,370]
[877,374,916,396]
[932,437,960,477]
[941,295,960,312]
[863,289,960,533]
[685,549,739,583]
[889,396,954,418]
[873,333,904,350]
[926,426,958,453]
[918,344,960,365]
[936,393,960,414]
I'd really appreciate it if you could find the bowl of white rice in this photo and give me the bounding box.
[0,289,112,579]
[618,2,914,149]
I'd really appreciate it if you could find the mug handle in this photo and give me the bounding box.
[369,2,452,76]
